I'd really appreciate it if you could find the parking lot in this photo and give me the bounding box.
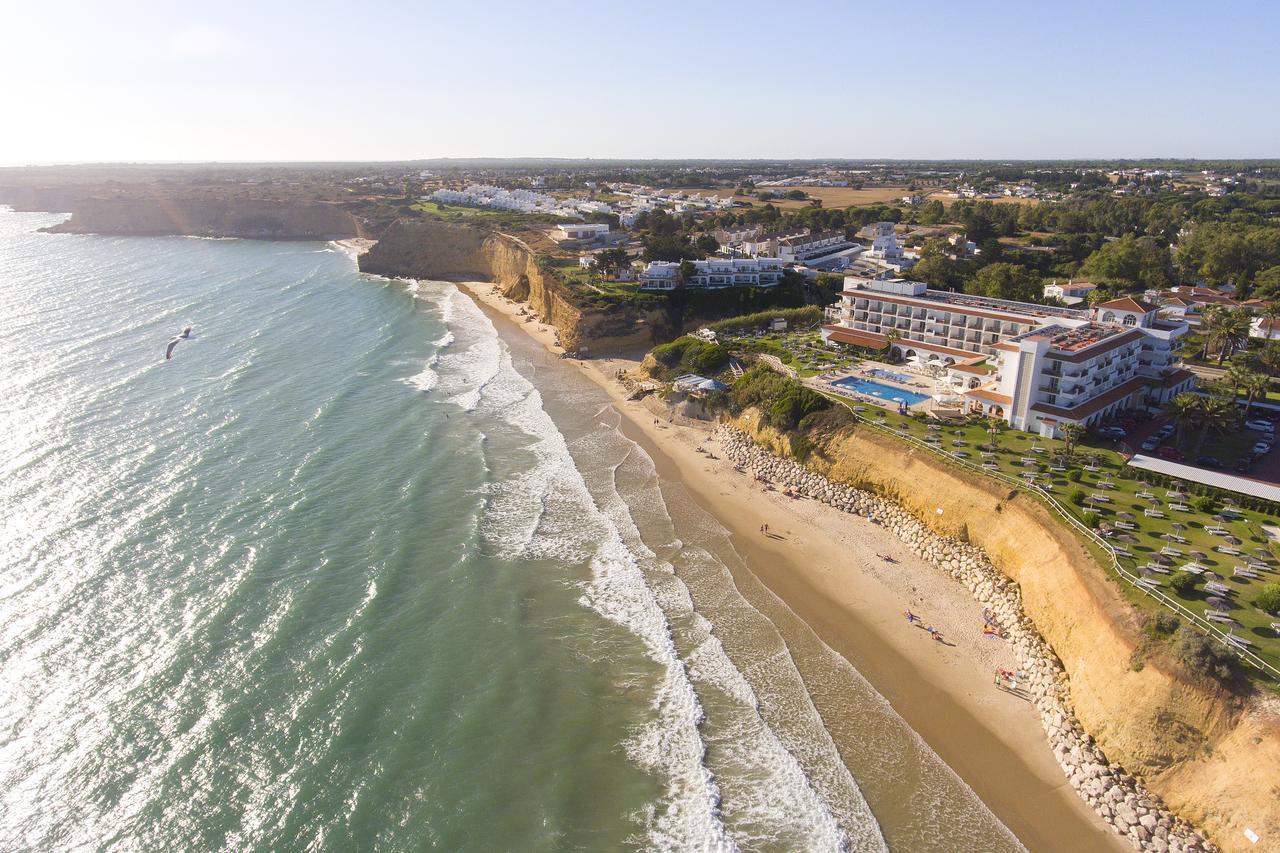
[1121,409,1280,485]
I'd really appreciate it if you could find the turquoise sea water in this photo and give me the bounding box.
[0,209,1023,851]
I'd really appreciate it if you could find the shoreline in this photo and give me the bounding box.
[456,280,1124,851]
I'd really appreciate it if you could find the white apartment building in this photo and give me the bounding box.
[638,258,784,290]
[822,278,1193,434]
[1043,280,1098,305]
[776,229,852,262]
[741,227,810,256]
[555,223,611,242]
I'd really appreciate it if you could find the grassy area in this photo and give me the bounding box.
[813,398,1280,680]
[552,264,666,311]
[411,200,505,219]
[724,329,860,377]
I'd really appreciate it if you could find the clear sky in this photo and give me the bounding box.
[3,0,1278,164]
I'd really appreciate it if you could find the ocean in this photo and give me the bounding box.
[0,208,1023,851]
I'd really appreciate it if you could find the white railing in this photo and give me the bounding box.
[817,391,1280,681]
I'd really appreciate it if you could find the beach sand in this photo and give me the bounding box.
[457,280,1123,851]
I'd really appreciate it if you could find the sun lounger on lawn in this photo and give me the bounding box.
[1204,581,1232,595]
[1135,491,1155,499]
[1233,566,1259,578]
[1136,578,1161,590]
[1145,509,1166,518]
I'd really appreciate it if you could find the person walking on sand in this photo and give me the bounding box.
[904,610,917,625]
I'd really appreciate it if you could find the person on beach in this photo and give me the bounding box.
[904,610,917,624]
[927,626,941,641]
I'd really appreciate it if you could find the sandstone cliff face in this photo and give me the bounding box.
[739,416,1279,851]
[41,197,362,240]
[359,219,650,352]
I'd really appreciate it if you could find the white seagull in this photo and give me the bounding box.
[165,326,193,361]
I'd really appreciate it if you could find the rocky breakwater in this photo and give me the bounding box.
[359,218,650,353]
[715,424,1213,852]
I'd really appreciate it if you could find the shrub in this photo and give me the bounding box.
[1067,469,1083,483]
[1143,612,1180,638]
[1257,582,1280,615]
[1173,626,1236,682]
[650,336,729,378]
[1192,496,1216,514]
[1082,512,1101,528]
[1169,570,1198,596]
[1070,489,1087,506]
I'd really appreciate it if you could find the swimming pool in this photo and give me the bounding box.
[832,376,931,406]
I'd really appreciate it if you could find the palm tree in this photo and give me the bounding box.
[1201,306,1252,364]
[1226,364,1270,419]
[1061,422,1084,456]
[1166,393,1205,449]
[882,328,902,363]
[1243,373,1270,419]
[1192,395,1237,454]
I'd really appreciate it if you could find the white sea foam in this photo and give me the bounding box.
[425,283,733,851]
[589,439,881,852]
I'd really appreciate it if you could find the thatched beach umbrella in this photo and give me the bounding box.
[1118,511,1136,520]
[1208,595,1233,610]
[1171,522,1187,532]
[1190,550,1208,559]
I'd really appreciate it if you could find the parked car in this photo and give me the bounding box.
[1140,437,1162,451]
[1158,446,1184,461]
[1253,441,1272,456]
[1156,424,1176,438]
[1195,455,1222,468]
[1245,419,1275,433]
[1097,426,1127,439]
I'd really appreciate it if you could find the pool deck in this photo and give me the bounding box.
[807,362,944,413]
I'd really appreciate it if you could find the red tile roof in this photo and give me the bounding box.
[1095,296,1158,313]
[964,387,1012,404]
[822,325,888,349]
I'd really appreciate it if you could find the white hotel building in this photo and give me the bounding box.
[822,277,1194,435]
[638,258,784,290]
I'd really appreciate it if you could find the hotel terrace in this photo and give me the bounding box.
[822,277,1195,435]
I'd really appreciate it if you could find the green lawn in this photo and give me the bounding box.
[816,398,1280,681]
[726,330,860,377]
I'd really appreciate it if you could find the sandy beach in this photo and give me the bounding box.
[457,280,1123,851]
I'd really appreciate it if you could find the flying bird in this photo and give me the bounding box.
[165,326,193,361]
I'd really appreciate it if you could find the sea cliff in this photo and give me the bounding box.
[731,413,1278,851]
[359,219,651,352]
[37,197,363,240]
